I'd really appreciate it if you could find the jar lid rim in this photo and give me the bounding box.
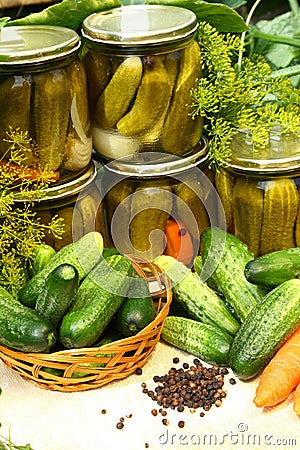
[0,26,80,65]
[102,137,208,177]
[13,162,97,202]
[82,5,198,48]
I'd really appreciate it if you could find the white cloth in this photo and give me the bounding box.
[0,341,299,450]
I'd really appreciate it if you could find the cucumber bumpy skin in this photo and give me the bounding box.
[244,247,300,288]
[82,50,111,114]
[215,168,235,234]
[155,255,240,336]
[0,75,36,165]
[232,177,264,258]
[117,56,170,137]
[0,286,56,353]
[33,69,71,171]
[18,231,104,308]
[129,180,173,260]
[200,227,267,323]
[162,315,233,366]
[229,279,300,380]
[95,56,143,129]
[162,41,203,155]
[259,178,299,255]
[35,263,79,327]
[59,254,134,348]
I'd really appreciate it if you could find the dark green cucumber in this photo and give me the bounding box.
[59,254,134,348]
[115,278,156,337]
[115,296,156,336]
[155,255,240,336]
[28,244,56,277]
[0,286,56,353]
[102,247,120,258]
[244,247,300,288]
[18,231,104,308]
[199,227,267,322]
[161,316,233,366]
[229,279,300,380]
[35,263,79,326]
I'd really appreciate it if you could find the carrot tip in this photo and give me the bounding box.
[253,397,263,408]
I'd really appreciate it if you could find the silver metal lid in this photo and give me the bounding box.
[0,26,80,66]
[82,5,198,54]
[103,137,208,177]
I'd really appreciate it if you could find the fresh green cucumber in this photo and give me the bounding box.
[115,279,156,337]
[59,254,134,348]
[0,286,56,353]
[199,227,267,322]
[28,244,56,277]
[155,255,240,336]
[244,247,300,288]
[161,316,233,366]
[102,247,120,258]
[35,263,79,327]
[229,279,300,380]
[18,231,104,308]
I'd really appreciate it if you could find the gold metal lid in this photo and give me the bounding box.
[102,137,208,177]
[14,161,97,203]
[227,128,300,177]
[0,25,80,70]
[82,5,198,55]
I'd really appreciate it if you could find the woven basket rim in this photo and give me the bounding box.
[0,257,172,391]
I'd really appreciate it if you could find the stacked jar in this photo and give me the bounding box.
[215,129,300,257]
[0,25,107,246]
[81,5,216,265]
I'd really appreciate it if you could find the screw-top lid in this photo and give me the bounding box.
[0,25,80,69]
[227,128,300,177]
[102,138,208,177]
[82,5,198,55]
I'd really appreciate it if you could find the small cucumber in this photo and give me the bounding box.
[28,244,56,277]
[18,231,104,308]
[161,316,233,366]
[0,286,56,353]
[244,247,300,288]
[35,263,79,327]
[199,227,267,322]
[155,255,240,336]
[229,279,300,380]
[115,279,156,337]
[59,254,134,348]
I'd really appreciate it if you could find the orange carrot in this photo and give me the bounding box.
[293,382,300,416]
[164,218,194,266]
[254,326,300,408]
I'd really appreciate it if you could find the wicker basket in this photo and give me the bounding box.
[0,258,172,392]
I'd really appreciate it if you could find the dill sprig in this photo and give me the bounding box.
[0,128,64,297]
[192,22,300,168]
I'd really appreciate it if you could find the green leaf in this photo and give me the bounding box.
[203,0,246,9]
[6,0,122,30]
[146,0,248,32]
[250,11,300,69]
[0,17,10,32]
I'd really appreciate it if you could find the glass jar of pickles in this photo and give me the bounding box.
[14,161,107,251]
[81,5,203,160]
[215,129,300,257]
[0,25,93,181]
[100,138,218,265]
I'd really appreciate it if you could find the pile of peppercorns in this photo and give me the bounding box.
[141,357,236,416]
